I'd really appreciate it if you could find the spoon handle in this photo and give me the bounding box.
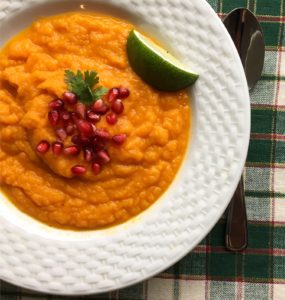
[225,176,248,251]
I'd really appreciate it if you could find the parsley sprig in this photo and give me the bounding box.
[64,70,108,104]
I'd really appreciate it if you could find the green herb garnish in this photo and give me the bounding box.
[64,70,108,104]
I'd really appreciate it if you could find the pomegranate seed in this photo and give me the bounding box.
[91,163,101,175]
[62,92,78,105]
[36,140,50,154]
[48,99,64,110]
[71,135,81,145]
[83,148,94,162]
[112,134,127,145]
[92,99,109,114]
[65,123,75,135]
[118,87,130,99]
[76,120,94,137]
[111,99,124,114]
[107,87,119,103]
[106,112,118,125]
[60,110,71,122]
[81,137,93,147]
[91,123,97,135]
[94,128,111,139]
[97,150,111,164]
[87,109,101,122]
[52,142,63,155]
[70,112,78,123]
[56,128,67,141]
[64,145,80,155]
[75,102,86,119]
[92,138,105,151]
[71,165,86,176]
[48,110,60,126]
[71,135,92,147]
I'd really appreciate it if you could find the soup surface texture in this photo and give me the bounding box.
[0,13,190,229]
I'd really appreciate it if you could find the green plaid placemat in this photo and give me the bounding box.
[1,0,284,299]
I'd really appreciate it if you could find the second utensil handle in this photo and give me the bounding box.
[225,176,248,251]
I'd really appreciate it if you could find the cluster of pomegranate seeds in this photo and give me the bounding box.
[36,87,130,176]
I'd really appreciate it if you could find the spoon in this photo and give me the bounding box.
[223,8,265,251]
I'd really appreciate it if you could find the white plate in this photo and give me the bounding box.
[0,0,250,295]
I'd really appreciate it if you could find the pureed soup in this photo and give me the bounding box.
[0,13,190,230]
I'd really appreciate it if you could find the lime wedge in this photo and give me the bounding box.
[127,30,199,91]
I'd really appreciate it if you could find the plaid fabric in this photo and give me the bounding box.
[1,0,284,299]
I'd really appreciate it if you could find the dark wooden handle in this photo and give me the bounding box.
[225,176,248,251]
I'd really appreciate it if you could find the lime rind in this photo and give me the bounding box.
[127,30,199,91]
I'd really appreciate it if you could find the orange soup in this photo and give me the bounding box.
[0,13,190,230]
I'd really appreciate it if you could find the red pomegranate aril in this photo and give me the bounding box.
[56,128,67,141]
[94,128,111,140]
[48,99,64,110]
[91,163,101,175]
[64,145,80,155]
[70,112,78,123]
[87,110,101,122]
[60,110,71,122]
[92,99,109,114]
[111,99,124,114]
[52,142,63,155]
[71,134,81,145]
[81,137,93,147]
[107,87,120,103]
[92,138,105,151]
[71,135,92,147]
[106,112,118,125]
[36,140,50,154]
[91,123,97,133]
[75,102,86,119]
[112,134,127,145]
[76,119,94,137]
[63,92,78,105]
[97,149,111,164]
[118,87,130,99]
[65,123,75,135]
[48,110,60,126]
[83,148,94,162]
[71,165,86,176]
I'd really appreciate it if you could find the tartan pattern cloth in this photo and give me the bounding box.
[0,0,284,299]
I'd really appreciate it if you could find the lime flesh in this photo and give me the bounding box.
[127,30,199,91]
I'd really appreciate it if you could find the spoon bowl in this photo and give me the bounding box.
[224,8,265,90]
